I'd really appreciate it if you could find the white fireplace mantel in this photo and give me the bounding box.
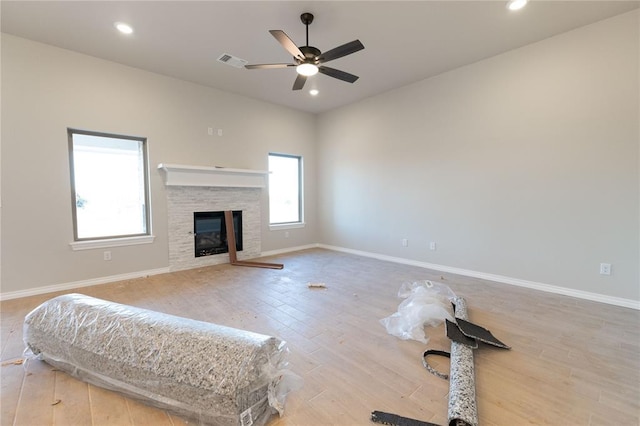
[158,163,268,188]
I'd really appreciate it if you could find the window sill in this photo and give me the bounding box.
[269,222,305,231]
[70,235,155,251]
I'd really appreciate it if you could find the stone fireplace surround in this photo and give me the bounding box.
[158,164,268,272]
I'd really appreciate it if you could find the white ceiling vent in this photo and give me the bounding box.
[217,53,248,69]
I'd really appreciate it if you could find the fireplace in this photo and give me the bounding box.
[158,163,267,271]
[194,211,243,257]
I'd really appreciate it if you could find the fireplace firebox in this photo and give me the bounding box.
[194,211,242,257]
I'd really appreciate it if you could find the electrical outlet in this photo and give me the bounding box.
[402,238,408,247]
[599,263,611,275]
[429,242,437,251]
[284,231,289,238]
[207,127,213,136]
[103,251,112,261]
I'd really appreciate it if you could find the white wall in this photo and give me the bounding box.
[2,11,638,304]
[317,11,639,302]
[0,34,318,295]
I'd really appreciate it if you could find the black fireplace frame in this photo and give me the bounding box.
[194,210,243,257]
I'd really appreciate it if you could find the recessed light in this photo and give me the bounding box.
[507,0,528,11]
[114,22,134,34]
[309,89,319,96]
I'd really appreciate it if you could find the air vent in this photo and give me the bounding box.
[217,53,248,69]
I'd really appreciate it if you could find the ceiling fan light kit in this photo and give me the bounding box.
[245,12,365,91]
[296,63,319,76]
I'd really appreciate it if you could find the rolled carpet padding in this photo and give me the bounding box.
[23,293,297,426]
[447,297,477,426]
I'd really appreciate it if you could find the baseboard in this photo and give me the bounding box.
[260,244,320,258]
[317,244,640,310]
[0,267,171,301]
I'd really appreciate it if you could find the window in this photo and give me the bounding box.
[268,153,302,225]
[68,129,150,241]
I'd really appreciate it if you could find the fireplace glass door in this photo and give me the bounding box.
[194,211,242,257]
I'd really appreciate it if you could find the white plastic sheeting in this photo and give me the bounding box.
[380,280,456,343]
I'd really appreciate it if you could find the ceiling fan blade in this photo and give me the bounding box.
[245,63,295,70]
[318,66,359,83]
[269,30,305,61]
[292,74,307,90]
[318,40,364,63]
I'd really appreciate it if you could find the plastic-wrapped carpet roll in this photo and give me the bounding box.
[448,297,478,426]
[23,293,298,426]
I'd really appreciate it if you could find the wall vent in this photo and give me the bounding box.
[217,53,248,69]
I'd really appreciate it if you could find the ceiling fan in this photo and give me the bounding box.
[245,13,365,91]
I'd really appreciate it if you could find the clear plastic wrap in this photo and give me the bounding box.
[380,280,456,343]
[23,293,300,426]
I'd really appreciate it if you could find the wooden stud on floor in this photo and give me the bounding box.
[224,210,283,269]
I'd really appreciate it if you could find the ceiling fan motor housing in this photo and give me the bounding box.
[298,46,321,64]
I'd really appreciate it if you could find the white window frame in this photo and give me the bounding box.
[268,153,304,229]
[68,128,154,250]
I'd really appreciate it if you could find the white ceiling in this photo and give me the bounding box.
[2,1,638,114]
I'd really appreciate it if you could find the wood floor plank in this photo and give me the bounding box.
[52,370,92,425]
[589,407,640,426]
[0,359,26,425]
[88,384,133,425]
[306,387,369,425]
[126,398,174,426]
[167,413,191,426]
[12,359,56,425]
[0,319,26,362]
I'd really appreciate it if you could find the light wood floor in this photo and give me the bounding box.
[1,249,639,425]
